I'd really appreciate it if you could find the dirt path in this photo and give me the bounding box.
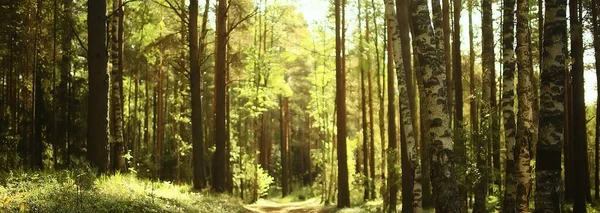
[243,198,334,213]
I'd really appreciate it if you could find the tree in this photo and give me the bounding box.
[190,0,208,190]
[501,0,517,210]
[570,0,589,209]
[516,0,535,208]
[212,0,228,193]
[592,0,600,200]
[452,0,466,209]
[335,0,351,207]
[87,0,109,174]
[385,20,399,212]
[534,0,567,209]
[408,0,462,210]
[110,0,126,173]
[384,0,422,211]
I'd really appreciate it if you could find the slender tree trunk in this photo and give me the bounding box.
[592,0,600,200]
[501,0,517,210]
[87,0,109,174]
[452,0,466,210]
[468,0,478,208]
[365,10,377,199]
[59,0,73,167]
[358,1,370,200]
[280,95,290,196]
[191,0,207,189]
[570,0,588,209]
[385,1,423,211]
[476,0,494,210]
[110,0,125,173]
[336,0,350,207]
[212,0,228,193]
[385,20,399,212]
[443,0,453,124]
[516,0,534,209]
[534,0,567,209]
[156,56,164,178]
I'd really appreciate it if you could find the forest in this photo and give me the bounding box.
[0,0,599,212]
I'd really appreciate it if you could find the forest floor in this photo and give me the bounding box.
[243,198,335,213]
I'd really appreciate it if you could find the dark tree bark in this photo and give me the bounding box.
[452,0,466,210]
[534,0,567,209]
[87,0,109,174]
[58,0,73,167]
[190,0,207,189]
[592,0,600,200]
[110,0,125,173]
[336,0,350,207]
[212,0,228,193]
[570,0,588,209]
[280,95,290,197]
[385,21,398,211]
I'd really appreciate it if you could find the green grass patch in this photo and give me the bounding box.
[0,171,243,212]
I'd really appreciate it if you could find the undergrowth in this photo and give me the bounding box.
[0,171,243,213]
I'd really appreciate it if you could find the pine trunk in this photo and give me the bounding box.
[335,0,350,207]
[212,0,228,193]
[87,0,109,174]
[452,0,466,210]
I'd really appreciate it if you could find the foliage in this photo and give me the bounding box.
[0,171,244,213]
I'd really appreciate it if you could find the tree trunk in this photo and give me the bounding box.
[570,0,588,209]
[385,20,399,212]
[592,0,600,200]
[59,0,73,167]
[190,0,207,189]
[408,0,462,210]
[358,1,370,200]
[335,0,350,207]
[452,0,466,210]
[385,1,423,211]
[534,0,567,209]
[87,0,109,174]
[281,95,290,197]
[501,0,517,210]
[212,0,228,193]
[516,0,534,209]
[468,0,479,208]
[365,10,377,199]
[110,0,125,173]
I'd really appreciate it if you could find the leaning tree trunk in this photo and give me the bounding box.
[384,0,422,211]
[408,0,462,211]
[501,0,517,210]
[516,0,535,209]
[534,0,567,209]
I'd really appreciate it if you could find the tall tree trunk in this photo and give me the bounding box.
[110,0,125,173]
[468,0,479,207]
[570,0,588,209]
[212,0,228,193]
[87,0,109,174]
[156,56,164,178]
[191,0,207,189]
[592,0,600,200]
[501,0,517,210]
[385,0,423,211]
[408,0,462,210]
[335,0,350,207]
[452,0,466,210]
[443,0,453,125]
[516,0,534,209]
[59,0,73,167]
[385,20,399,212]
[281,95,290,197]
[476,0,494,210]
[534,0,567,209]
[358,0,370,200]
[365,9,377,199]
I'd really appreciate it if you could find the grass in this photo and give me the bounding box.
[0,171,244,213]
